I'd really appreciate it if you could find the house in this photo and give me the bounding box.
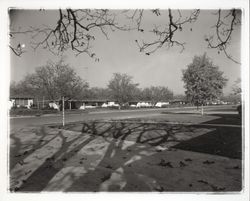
[170,99,187,105]
[64,99,111,110]
[9,96,34,109]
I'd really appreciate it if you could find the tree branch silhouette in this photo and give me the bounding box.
[10,9,241,64]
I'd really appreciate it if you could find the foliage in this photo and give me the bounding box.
[9,108,58,116]
[140,86,173,102]
[232,78,241,95]
[84,87,111,100]
[11,68,175,103]
[182,53,228,106]
[173,94,186,101]
[221,78,242,104]
[10,81,37,98]
[108,73,139,104]
[10,59,88,100]
[220,94,241,104]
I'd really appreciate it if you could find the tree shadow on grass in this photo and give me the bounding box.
[11,122,192,192]
[66,121,194,192]
[203,113,242,125]
[9,126,104,192]
[66,118,242,192]
[10,112,242,192]
[173,126,242,159]
[173,113,242,159]
[17,132,96,192]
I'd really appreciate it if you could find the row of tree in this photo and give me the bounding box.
[10,54,241,107]
[10,60,174,105]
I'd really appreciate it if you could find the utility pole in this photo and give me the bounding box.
[62,96,65,127]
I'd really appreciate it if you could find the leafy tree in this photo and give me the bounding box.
[11,59,88,100]
[220,94,240,105]
[9,9,241,63]
[141,86,173,103]
[10,81,22,97]
[221,78,242,104]
[84,87,111,100]
[182,53,228,111]
[10,80,39,98]
[108,73,139,105]
[232,78,242,95]
[173,94,186,101]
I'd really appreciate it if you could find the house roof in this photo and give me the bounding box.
[10,96,34,99]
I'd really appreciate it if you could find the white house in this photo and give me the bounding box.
[9,97,34,109]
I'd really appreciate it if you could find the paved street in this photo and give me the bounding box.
[10,106,237,130]
[9,107,180,130]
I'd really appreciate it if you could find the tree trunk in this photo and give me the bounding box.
[201,104,204,116]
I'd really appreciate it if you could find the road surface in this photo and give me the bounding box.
[9,107,180,129]
[9,105,237,130]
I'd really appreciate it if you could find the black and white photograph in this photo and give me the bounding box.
[0,0,249,201]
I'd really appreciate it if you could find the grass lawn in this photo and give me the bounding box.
[9,108,58,116]
[9,110,242,192]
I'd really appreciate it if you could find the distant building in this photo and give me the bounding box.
[9,96,34,109]
[63,99,118,110]
[170,99,187,105]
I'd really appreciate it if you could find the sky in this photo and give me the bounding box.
[9,9,241,95]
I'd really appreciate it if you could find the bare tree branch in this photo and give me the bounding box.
[9,9,241,64]
[9,44,26,56]
[10,9,130,59]
[135,9,200,55]
[205,9,241,64]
